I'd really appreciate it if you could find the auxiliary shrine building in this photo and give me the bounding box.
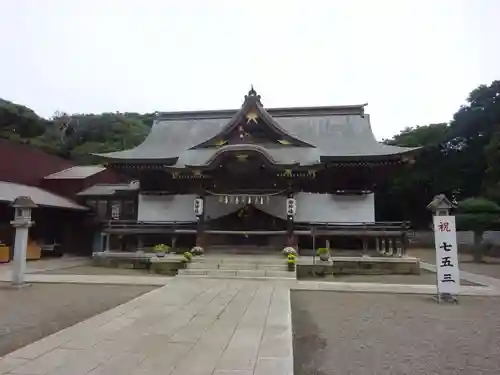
[84,88,418,253]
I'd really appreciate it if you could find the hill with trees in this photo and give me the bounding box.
[1,80,499,227]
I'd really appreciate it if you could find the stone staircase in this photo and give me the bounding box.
[177,254,296,279]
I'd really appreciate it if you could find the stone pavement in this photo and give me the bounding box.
[0,256,89,278]
[0,273,171,286]
[1,278,293,375]
[2,257,500,375]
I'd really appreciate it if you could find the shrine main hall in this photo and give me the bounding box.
[84,88,418,253]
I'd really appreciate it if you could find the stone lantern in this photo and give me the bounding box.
[426,194,456,217]
[10,196,37,287]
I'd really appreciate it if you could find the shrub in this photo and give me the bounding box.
[287,253,296,261]
[287,258,296,265]
[456,197,500,262]
[153,244,170,253]
[183,251,193,262]
[316,247,329,256]
[190,246,204,256]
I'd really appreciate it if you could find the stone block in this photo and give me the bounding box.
[297,257,420,278]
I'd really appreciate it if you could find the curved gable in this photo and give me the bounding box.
[191,87,314,149]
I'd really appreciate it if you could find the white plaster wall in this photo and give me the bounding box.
[137,192,375,224]
[137,194,197,222]
[294,192,375,224]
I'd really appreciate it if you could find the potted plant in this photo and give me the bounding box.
[183,251,193,263]
[287,254,296,271]
[282,246,297,257]
[154,243,169,257]
[317,247,330,262]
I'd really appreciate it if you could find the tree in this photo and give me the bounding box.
[0,99,47,138]
[456,197,500,262]
[482,129,500,202]
[377,123,452,226]
[378,80,500,226]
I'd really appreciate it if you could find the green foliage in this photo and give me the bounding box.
[0,99,47,138]
[0,99,153,163]
[482,130,500,202]
[378,80,500,226]
[183,252,193,262]
[458,197,500,214]
[287,258,296,265]
[316,248,329,255]
[456,197,500,262]
[456,197,500,232]
[153,244,170,253]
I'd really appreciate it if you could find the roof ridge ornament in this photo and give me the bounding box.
[244,85,261,104]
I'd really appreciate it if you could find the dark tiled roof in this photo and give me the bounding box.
[76,183,139,196]
[0,181,86,210]
[96,105,418,165]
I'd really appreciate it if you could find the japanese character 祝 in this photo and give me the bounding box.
[438,221,451,232]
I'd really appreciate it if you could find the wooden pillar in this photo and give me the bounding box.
[401,221,409,257]
[105,234,111,252]
[386,238,394,257]
[362,237,368,256]
[171,235,177,252]
[396,238,402,257]
[381,238,387,256]
[375,236,380,253]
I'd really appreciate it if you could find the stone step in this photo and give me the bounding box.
[191,257,286,265]
[177,268,295,279]
[187,262,288,271]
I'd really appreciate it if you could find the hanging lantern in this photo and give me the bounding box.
[235,196,239,204]
[248,196,251,204]
[219,195,224,203]
[224,196,229,204]
[260,196,264,205]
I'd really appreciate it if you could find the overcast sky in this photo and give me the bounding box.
[1,0,499,139]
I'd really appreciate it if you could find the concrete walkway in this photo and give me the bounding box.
[1,279,293,375]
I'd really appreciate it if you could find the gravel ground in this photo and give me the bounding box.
[0,283,155,356]
[292,291,500,375]
[409,248,500,279]
[41,265,166,276]
[301,269,479,286]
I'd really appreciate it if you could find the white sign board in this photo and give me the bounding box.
[193,198,204,216]
[433,216,460,295]
[286,198,296,216]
